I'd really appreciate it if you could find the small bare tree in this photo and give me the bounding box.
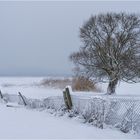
[70,13,140,95]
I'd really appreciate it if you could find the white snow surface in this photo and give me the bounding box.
[0,104,138,139]
[0,77,62,99]
[0,77,139,139]
[0,77,140,99]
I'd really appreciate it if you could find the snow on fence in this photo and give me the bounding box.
[71,95,140,134]
[0,89,140,135]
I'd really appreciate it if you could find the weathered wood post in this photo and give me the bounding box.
[63,90,69,109]
[63,87,73,110]
[18,92,27,106]
[65,87,72,109]
[0,90,3,99]
[0,90,8,103]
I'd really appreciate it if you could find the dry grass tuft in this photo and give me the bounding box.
[72,76,98,92]
[40,77,101,92]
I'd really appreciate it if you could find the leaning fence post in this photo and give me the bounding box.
[63,86,73,110]
[63,90,69,109]
[0,90,3,99]
[18,92,27,106]
[65,87,73,110]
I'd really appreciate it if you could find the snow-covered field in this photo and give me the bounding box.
[0,104,138,139]
[0,77,140,139]
[0,77,140,98]
[0,77,62,99]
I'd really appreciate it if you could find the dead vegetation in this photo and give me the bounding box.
[72,76,98,92]
[40,77,101,92]
[40,78,72,89]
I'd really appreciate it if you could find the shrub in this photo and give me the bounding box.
[72,76,98,92]
[40,77,101,92]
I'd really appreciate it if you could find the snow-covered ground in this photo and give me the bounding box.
[0,77,140,99]
[0,104,138,139]
[0,77,62,99]
[0,77,140,139]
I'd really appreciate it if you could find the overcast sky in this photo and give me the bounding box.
[0,1,140,76]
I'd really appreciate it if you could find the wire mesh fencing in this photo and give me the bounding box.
[71,95,140,134]
[1,92,140,134]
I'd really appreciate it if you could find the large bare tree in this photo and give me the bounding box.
[70,13,140,95]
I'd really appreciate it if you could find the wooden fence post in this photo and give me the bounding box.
[63,87,73,110]
[0,90,3,99]
[18,92,27,106]
[65,87,73,109]
[63,90,69,109]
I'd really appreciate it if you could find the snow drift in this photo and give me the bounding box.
[1,91,140,135]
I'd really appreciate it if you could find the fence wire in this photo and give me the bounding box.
[1,93,140,134]
[71,95,140,134]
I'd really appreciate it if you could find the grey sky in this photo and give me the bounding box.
[0,1,140,76]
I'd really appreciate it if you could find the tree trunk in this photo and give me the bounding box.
[107,78,118,95]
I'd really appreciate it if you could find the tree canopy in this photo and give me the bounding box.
[70,13,140,94]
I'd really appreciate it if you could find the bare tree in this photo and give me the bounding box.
[70,13,140,95]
